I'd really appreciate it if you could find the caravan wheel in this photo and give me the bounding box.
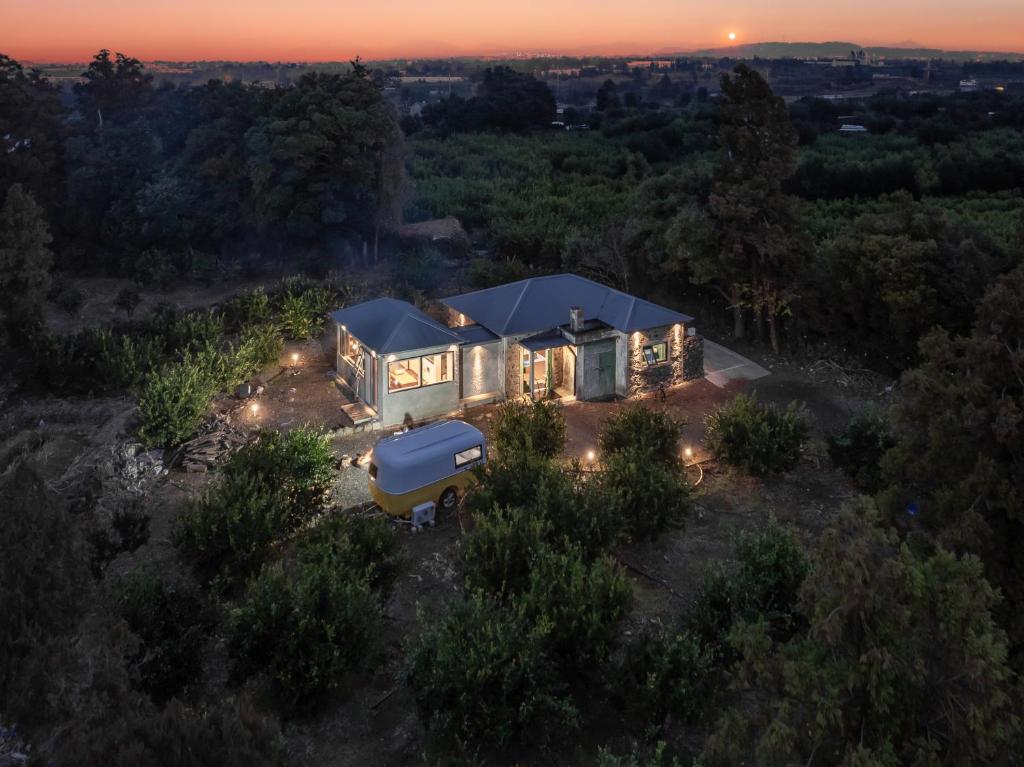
[439,487,458,511]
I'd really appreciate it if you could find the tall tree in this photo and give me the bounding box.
[0,54,66,211]
[704,508,1021,766]
[879,264,1024,651]
[669,64,805,350]
[73,49,153,127]
[0,184,53,333]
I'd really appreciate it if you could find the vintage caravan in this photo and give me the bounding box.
[367,420,487,518]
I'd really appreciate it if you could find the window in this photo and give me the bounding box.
[454,444,483,468]
[421,352,455,385]
[344,331,361,362]
[388,356,421,392]
[388,351,456,393]
[643,341,668,366]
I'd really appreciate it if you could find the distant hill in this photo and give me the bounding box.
[681,40,1024,61]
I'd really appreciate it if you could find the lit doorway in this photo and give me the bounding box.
[521,348,548,399]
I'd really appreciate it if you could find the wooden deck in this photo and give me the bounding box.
[341,400,377,425]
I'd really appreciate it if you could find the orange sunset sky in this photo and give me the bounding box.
[3,0,1023,62]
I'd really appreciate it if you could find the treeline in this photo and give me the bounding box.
[0,51,402,290]
[407,65,1024,371]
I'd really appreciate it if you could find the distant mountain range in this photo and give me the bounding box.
[678,41,1024,62]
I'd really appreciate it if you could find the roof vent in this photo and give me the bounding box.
[569,306,584,332]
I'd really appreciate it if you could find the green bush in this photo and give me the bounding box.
[615,626,714,731]
[27,327,161,395]
[518,544,632,670]
[402,592,578,749]
[174,429,334,588]
[227,559,379,715]
[276,278,331,340]
[136,346,224,448]
[683,519,809,660]
[595,447,693,540]
[599,403,684,465]
[460,504,552,596]
[86,503,151,578]
[230,322,283,383]
[827,409,895,492]
[298,513,400,591]
[467,453,618,559]
[490,399,566,459]
[110,570,212,703]
[224,286,272,329]
[596,743,683,767]
[704,393,809,476]
[158,308,226,355]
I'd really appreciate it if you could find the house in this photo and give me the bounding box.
[329,274,704,428]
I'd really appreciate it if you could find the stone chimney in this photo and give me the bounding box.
[569,306,584,332]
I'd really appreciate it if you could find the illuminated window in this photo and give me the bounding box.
[388,357,421,392]
[344,332,361,361]
[642,341,668,366]
[421,351,455,385]
[454,444,483,468]
[387,351,456,393]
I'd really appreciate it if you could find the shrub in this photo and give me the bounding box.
[136,347,224,448]
[174,429,334,588]
[110,570,212,703]
[227,559,379,715]
[159,309,226,355]
[704,393,809,476]
[460,505,552,596]
[230,322,283,384]
[224,287,272,329]
[402,592,577,749]
[518,545,632,670]
[490,399,566,459]
[827,409,895,492]
[599,403,684,465]
[298,513,400,591]
[276,278,331,340]
[595,447,693,540]
[27,327,161,395]
[615,626,714,730]
[54,282,84,316]
[596,743,683,767]
[467,453,618,559]
[0,467,89,702]
[683,519,808,660]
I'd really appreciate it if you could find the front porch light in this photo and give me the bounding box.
[387,354,396,362]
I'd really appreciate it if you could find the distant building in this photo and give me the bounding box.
[839,124,868,133]
[627,60,674,70]
[960,79,979,92]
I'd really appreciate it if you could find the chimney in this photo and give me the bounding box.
[569,306,584,332]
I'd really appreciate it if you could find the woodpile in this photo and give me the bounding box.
[172,411,249,473]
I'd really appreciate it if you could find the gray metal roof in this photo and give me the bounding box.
[329,298,463,354]
[452,324,499,346]
[442,274,693,337]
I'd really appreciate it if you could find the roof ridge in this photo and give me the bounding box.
[501,279,532,335]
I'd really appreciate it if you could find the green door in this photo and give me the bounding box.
[597,349,615,398]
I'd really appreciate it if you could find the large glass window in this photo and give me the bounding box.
[388,357,421,392]
[421,352,455,385]
[642,341,668,366]
[388,351,455,393]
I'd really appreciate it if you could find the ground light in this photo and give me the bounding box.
[586,449,596,463]
[249,402,260,416]
[291,352,299,365]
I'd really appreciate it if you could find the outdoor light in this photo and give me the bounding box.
[387,354,396,362]
[586,449,596,462]
[684,446,693,459]
[250,402,260,415]
[291,352,299,365]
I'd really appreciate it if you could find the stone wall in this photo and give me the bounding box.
[683,335,704,381]
[628,324,687,397]
[504,340,523,399]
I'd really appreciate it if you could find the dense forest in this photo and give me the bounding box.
[2,48,1023,766]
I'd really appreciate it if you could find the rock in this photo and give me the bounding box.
[235,382,253,398]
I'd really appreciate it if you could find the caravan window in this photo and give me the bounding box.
[454,444,483,468]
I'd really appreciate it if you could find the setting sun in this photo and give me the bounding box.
[728,31,737,41]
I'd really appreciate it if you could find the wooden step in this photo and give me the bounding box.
[341,401,377,425]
